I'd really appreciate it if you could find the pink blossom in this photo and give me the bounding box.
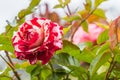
[12,18,63,64]
[73,24,104,44]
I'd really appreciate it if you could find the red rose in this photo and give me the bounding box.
[12,18,63,64]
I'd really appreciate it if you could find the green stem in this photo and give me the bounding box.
[81,74,85,80]
[0,55,21,80]
[37,74,41,80]
[49,61,55,73]
[4,20,12,35]
[64,69,75,79]
[5,51,14,66]
[66,4,72,16]
[105,50,116,80]
[69,7,97,42]
[86,72,90,80]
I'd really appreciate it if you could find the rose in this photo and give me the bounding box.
[12,18,63,64]
[73,24,104,44]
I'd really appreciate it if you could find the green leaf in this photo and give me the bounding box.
[89,51,110,78]
[0,77,11,80]
[53,53,70,66]
[79,49,95,63]
[89,42,111,77]
[63,25,71,36]
[84,0,92,11]
[54,4,63,8]
[0,36,14,53]
[0,45,14,53]
[53,53,80,66]
[0,67,11,80]
[77,42,93,50]
[26,65,38,74]
[28,0,40,9]
[31,65,42,76]
[97,30,109,44]
[64,0,71,5]
[68,65,87,76]
[5,24,12,33]
[18,0,40,19]
[93,8,106,18]
[96,42,110,55]
[0,36,12,45]
[94,0,107,7]
[81,20,88,32]
[56,40,81,61]
[54,0,71,8]
[47,72,63,80]
[63,15,81,22]
[40,68,51,80]
[91,72,106,80]
[18,9,31,19]
[68,65,88,80]
[95,22,109,29]
[114,47,120,63]
[58,0,63,4]
[4,26,18,38]
[26,64,51,80]
[115,55,120,64]
[17,17,25,25]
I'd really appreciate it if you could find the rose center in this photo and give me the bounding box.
[24,26,44,49]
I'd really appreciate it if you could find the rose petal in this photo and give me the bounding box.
[12,17,63,65]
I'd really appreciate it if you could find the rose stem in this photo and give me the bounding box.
[66,4,72,16]
[0,54,21,80]
[69,7,97,42]
[3,20,21,80]
[49,61,55,73]
[105,49,116,79]
[5,51,14,66]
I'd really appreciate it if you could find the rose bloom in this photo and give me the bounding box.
[12,18,63,64]
[73,24,104,44]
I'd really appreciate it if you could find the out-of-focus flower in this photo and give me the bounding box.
[109,16,120,49]
[12,18,63,65]
[73,24,104,44]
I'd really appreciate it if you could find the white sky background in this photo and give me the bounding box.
[0,0,120,33]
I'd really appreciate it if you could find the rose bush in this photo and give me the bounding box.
[1,0,117,79]
[12,17,63,64]
[73,24,104,44]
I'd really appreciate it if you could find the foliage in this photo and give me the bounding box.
[0,0,120,80]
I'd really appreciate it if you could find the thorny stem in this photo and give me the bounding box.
[0,55,21,80]
[69,8,97,42]
[5,51,14,66]
[105,49,116,80]
[66,4,72,16]
[64,4,72,17]
[3,20,21,80]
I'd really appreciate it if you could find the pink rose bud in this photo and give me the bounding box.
[73,24,104,44]
[12,18,63,64]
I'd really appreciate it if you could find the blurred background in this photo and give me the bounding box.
[0,0,120,33]
[0,0,120,79]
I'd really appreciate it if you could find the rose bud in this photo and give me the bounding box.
[12,18,63,64]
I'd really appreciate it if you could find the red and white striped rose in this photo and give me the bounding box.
[12,18,63,64]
